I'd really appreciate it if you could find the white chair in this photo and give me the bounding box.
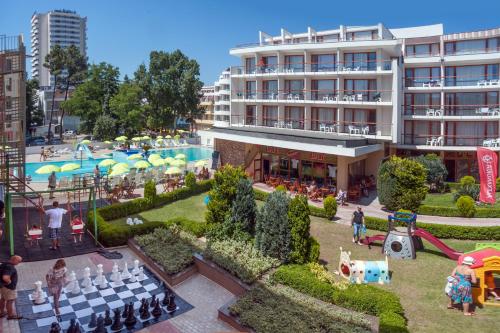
[356,94,363,101]
[479,107,490,115]
[353,66,361,71]
[274,122,279,128]
[319,124,327,132]
[422,82,431,88]
[435,136,444,146]
[426,137,436,146]
[477,80,488,86]
[483,139,493,147]
[426,109,435,116]
[361,126,369,135]
[434,109,443,117]
[294,94,300,100]
[490,79,500,86]
[323,96,329,101]
[287,94,293,100]
[348,125,360,134]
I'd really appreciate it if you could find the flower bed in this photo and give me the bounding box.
[272,264,407,333]
[229,284,376,333]
[204,239,280,284]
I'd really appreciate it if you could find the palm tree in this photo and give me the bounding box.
[43,45,65,143]
[59,45,87,139]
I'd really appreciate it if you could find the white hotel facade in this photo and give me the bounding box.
[211,23,500,189]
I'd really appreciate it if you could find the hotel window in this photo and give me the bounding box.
[245,81,256,99]
[246,105,256,125]
[284,80,304,99]
[284,106,305,129]
[262,105,278,127]
[344,52,376,71]
[311,79,336,100]
[346,30,377,41]
[6,77,12,91]
[446,121,498,146]
[404,93,440,115]
[311,107,336,131]
[321,34,339,42]
[405,43,440,57]
[404,120,440,145]
[344,109,376,134]
[259,56,278,72]
[445,65,499,86]
[284,55,304,72]
[245,57,256,74]
[405,67,441,87]
[344,79,377,101]
[311,54,336,72]
[444,92,499,116]
[445,38,500,55]
[262,80,278,99]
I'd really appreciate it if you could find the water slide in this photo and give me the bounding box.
[413,229,462,260]
[76,143,93,159]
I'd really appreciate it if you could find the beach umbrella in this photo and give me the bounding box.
[98,159,117,167]
[103,140,113,144]
[115,136,126,142]
[148,154,161,163]
[112,162,130,170]
[157,135,163,139]
[127,153,143,160]
[109,168,128,177]
[134,160,151,169]
[174,134,180,141]
[195,160,208,167]
[60,163,80,172]
[80,139,91,145]
[131,137,142,142]
[165,135,172,139]
[165,166,181,175]
[142,135,151,140]
[170,159,186,167]
[164,157,175,165]
[175,153,186,160]
[177,129,185,133]
[151,159,166,167]
[35,165,61,174]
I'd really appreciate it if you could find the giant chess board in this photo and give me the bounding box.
[16,265,193,332]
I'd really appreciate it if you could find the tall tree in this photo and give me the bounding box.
[58,45,87,138]
[43,45,65,142]
[109,82,146,137]
[25,79,43,132]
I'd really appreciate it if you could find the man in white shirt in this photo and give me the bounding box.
[42,201,68,250]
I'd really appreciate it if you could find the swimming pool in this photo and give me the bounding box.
[26,147,213,182]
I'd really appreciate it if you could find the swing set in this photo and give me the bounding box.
[3,186,99,257]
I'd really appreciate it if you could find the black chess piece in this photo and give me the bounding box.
[150,294,157,308]
[110,308,123,331]
[93,315,106,333]
[152,299,162,318]
[124,303,137,328]
[104,309,112,326]
[88,313,97,328]
[140,299,150,320]
[161,291,169,306]
[66,319,76,333]
[49,322,61,333]
[121,303,129,318]
[73,322,82,333]
[166,294,177,312]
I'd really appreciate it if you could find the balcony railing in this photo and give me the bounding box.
[404,104,500,117]
[405,74,500,88]
[234,89,390,103]
[230,115,392,137]
[405,51,441,58]
[402,134,500,147]
[231,60,392,75]
[445,46,500,56]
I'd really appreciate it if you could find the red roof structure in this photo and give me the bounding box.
[458,248,500,268]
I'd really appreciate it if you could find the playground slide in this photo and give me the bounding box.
[362,234,386,245]
[413,229,462,260]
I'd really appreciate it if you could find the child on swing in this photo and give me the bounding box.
[70,215,84,243]
[28,224,42,246]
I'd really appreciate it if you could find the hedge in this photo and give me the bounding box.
[364,216,500,240]
[418,204,500,218]
[273,264,407,333]
[254,188,329,218]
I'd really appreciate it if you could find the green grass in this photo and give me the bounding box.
[109,193,208,225]
[422,192,500,208]
[310,216,500,333]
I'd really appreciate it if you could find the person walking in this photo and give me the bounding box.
[46,259,67,321]
[48,171,57,199]
[448,256,477,315]
[93,165,101,197]
[351,206,365,245]
[0,255,23,320]
[41,201,68,250]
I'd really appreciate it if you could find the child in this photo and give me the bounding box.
[28,224,42,246]
[70,215,84,243]
[485,272,500,301]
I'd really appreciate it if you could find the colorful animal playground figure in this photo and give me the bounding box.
[363,212,462,260]
[457,247,500,306]
[338,247,390,284]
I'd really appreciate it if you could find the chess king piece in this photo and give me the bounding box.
[131,260,140,275]
[121,262,131,280]
[111,308,123,331]
[88,313,97,328]
[49,322,61,333]
[152,299,162,318]
[31,280,45,304]
[93,315,106,333]
[166,294,177,313]
[124,303,137,328]
[104,309,112,326]
[66,271,80,295]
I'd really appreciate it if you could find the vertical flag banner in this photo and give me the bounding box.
[477,148,498,204]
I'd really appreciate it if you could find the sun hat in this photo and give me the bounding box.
[462,256,475,266]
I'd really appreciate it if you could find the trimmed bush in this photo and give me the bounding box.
[204,239,279,284]
[165,217,207,238]
[275,185,287,192]
[456,195,476,218]
[144,180,156,200]
[323,196,337,219]
[453,176,480,202]
[185,171,196,188]
[288,195,311,264]
[418,204,500,218]
[273,265,407,333]
[414,154,447,192]
[307,237,320,263]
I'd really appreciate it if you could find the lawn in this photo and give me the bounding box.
[422,191,500,208]
[310,216,500,333]
[109,192,209,225]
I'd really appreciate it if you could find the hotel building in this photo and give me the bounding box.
[197,85,215,130]
[211,23,500,190]
[214,68,231,127]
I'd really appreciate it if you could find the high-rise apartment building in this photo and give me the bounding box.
[211,23,500,189]
[214,69,231,127]
[30,9,87,87]
[0,35,26,192]
[197,86,215,130]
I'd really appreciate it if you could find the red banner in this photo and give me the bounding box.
[477,148,498,204]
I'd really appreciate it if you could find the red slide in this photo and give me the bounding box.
[362,234,386,245]
[413,229,462,260]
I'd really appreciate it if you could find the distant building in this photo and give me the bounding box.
[197,85,215,129]
[0,35,26,192]
[36,86,79,134]
[214,69,231,127]
[31,9,87,87]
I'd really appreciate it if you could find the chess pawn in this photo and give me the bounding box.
[150,294,157,308]
[110,262,120,282]
[67,271,80,295]
[104,309,112,326]
[166,294,177,313]
[140,299,150,320]
[131,260,140,275]
[93,264,107,288]
[162,291,169,306]
[31,280,45,304]
[110,308,123,331]
[93,315,106,333]
[138,267,145,281]
[122,303,129,318]
[129,272,137,283]
[88,313,97,328]
[152,299,162,318]
[49,321,61,333]
[121,262,131,280]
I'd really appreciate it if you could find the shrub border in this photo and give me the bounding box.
[418,204,500,218]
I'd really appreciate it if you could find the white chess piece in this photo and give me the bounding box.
[129,272,137,283]
[93,264,108,288]
[110,262,120,282]
[31,281,45,304]
[67,271,80,294]
[138,267,145,281]
[82,267,94,292]
[121,262,131,280]
[112,270,124,287]
[131,260,140,275]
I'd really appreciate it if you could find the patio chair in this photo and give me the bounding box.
[124,182,136,199]
[435,136,444,146]
[434,109,443,117]
[490,79,500,86]
[426,109,435,116]
[477,80,488,86]
[372,92,382,102]
[348,125,360,134]
[483,139,494,147]
[356,94,363,101]
[361,126,370,135]
[426,137,437,146]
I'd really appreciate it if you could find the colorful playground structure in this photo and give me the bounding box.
[338,247,390,284]
[363,212,463,260]
[458,247,500,307]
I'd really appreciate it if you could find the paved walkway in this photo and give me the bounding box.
[253,183,500,227]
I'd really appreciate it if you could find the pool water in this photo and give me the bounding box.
[26,147,213,182]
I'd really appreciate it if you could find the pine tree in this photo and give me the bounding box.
[230,178,257,235]
[288,195,311,264]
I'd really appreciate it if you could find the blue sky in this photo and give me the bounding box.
[1,0,499,84]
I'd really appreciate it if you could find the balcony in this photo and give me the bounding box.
[402,134,500,148]
[445,46,500,57]
[405,75,500,90]
[403,105,500,119]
